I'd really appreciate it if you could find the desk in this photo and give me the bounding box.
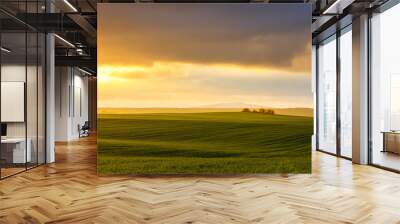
[1,138,31,163]
[382,131,400,154]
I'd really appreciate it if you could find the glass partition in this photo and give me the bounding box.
[0,5,46,179]
[1,31,28,177]
[317,35,337,154]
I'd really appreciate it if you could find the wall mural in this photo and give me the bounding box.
[97,4,312,174]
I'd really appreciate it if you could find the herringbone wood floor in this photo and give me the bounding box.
[1,136,400,224]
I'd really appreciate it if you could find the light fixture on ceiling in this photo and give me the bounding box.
[322,0,354,15]
[1,47,11,53]
[323,1,340,14]
[63,0,78,12]
[54,34,75,48]
[78,67,93,76]
[76,48,85,55]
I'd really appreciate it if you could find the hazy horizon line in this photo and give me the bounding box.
[98,106,314,109]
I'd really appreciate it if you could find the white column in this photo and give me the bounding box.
[46,32,55,163]
[352,14,369,164]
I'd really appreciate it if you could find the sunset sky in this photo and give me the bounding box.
[98,4,312,108]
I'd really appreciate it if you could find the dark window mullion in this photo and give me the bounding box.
[316,44,320,151]
[336,29,341,157]
[367,12,373,165]
[25,0,28,171]
[36,11,39,167]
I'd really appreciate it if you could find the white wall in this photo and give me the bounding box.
[1,63,46,164]
[1,65,26,131]
[72,73,89,138]
[55,67,89,141]
[1,65,37,138]
[55,67,71,141]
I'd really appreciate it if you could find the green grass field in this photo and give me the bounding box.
[97,111,312,174]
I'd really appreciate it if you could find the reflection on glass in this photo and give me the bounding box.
[1,32,28,177]
[390,75,400,130]
[318,36,337,154]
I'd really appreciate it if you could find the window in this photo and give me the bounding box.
[317,35,337,154]
[370,2,400,171]
[390,74,400,130]
[339,27,352,158]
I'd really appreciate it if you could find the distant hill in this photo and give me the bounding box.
[98,107,313,117]
[197,102,263,108]
[273,108,313,117]
[196,103,313,117]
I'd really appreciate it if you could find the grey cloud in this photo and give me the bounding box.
[98,4,311,71]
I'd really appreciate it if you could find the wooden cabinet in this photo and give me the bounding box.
[382,132,400,154]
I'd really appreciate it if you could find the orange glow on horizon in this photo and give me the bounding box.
[97,5,312,109]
